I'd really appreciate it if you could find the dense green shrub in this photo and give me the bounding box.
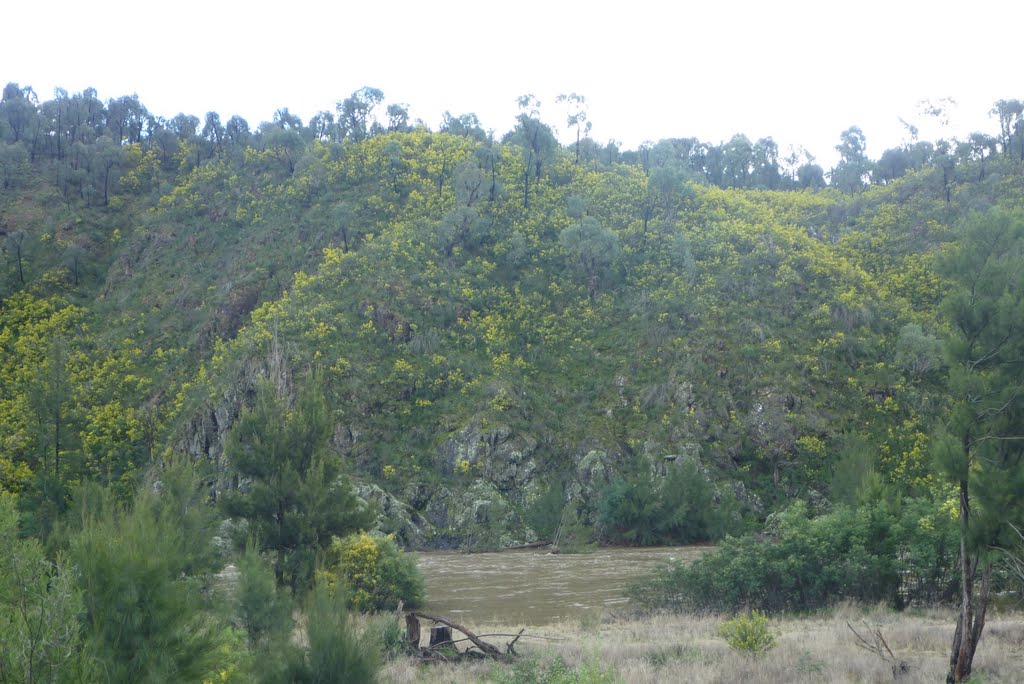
[365,614,413,661]
[283,583,380,684]
[323,531,424,612]
[71,467,237,683]
[597,459,739,546]
[0,493,92,682]
[629,499,958,613]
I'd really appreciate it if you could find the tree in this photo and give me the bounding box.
[506,95,556,208]
[220,377,374,591]
[224,115,251,149]
[272,107,303,130]
[0,83,37,144]
[201,111,224,157]
[0,493,88,683]
[439,111,486,141]
[385,103,410,132]
[873,147,912,184]
[0,142,29,190]
[85,135,123,206]
[169,112,200,141]
[438,161,484,257]
[559,214,619,300]
[6,230,28,285]
[72,465,231,683]
[796,162,826,189]
[556,92,591,164]
[990,99,1024,161]
[831,126,872,193]
[26,335,76,491]
[933,209,1024,683]
[963,132,998,180]
[336,87,384,142]
[721,134,754,188]
[309,110,336,142]
[105,94,148,144]
[752,137,781,189]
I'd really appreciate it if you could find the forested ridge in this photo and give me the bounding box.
[1,83,1023,682]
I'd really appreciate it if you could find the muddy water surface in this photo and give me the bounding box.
[416,545,709,626]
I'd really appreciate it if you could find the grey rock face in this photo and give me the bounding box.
[438,420,539,498]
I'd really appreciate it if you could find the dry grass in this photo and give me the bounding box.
[380,603,1024,683]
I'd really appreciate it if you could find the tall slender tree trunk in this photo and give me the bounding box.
[948,477,993,683]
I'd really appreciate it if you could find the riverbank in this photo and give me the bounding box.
[380,603,1024,683]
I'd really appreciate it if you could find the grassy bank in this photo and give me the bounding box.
[381,604,1024,683]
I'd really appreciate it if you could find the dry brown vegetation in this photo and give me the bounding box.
[381,604,1024,683]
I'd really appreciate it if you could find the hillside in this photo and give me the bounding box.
[2,85,1023,548]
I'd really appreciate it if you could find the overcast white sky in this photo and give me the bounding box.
[4,1,1021,167]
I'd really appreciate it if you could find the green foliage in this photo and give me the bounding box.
[492,654,622,684]
[829,434,880,506]
[933,208,1024,682]
[0,493,91,682]
[597,460,738,546]
[234,544,292,652]
[71,464,232,683]
[282,582,380,684]
[220,377,374,591]
[629,499,958,613]
[4,85,1024,569]
[551,504,598,554]
[323,531,424,613]
[525,479,565,540]
[718,610,776,654]
[364,613,412,661]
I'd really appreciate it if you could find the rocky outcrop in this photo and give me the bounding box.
[437,420,539,500]
[355,483,436,548]
[446,479,536,549]
[176,340,291,469]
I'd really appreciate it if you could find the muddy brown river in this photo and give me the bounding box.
[415,545,709,625]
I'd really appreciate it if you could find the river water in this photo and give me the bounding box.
[415,545,709,626]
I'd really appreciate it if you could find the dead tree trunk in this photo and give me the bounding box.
[429,626,453,648]
[410,611,510,661]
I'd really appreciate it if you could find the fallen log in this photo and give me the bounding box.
[409,611,509,661]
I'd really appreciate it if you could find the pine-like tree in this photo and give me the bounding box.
[221,375,373,591]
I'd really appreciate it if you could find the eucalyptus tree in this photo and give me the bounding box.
[437,161,486,257]
[224,114,252,152]
[440,111,487,141]
[990,98,1024,161]
[309,110,336,142]
[796,162,826,189]
[0,82,38,144]
[560,209,619,300]
[201,111,224,158]
[507,94,556,208]
[752,137,781,189]
[831,126,872,193]
[336,86,384,141]
[386,103,410,131]
[105,94,148,144]
[556,92,591,163]
[721,134,754,188]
